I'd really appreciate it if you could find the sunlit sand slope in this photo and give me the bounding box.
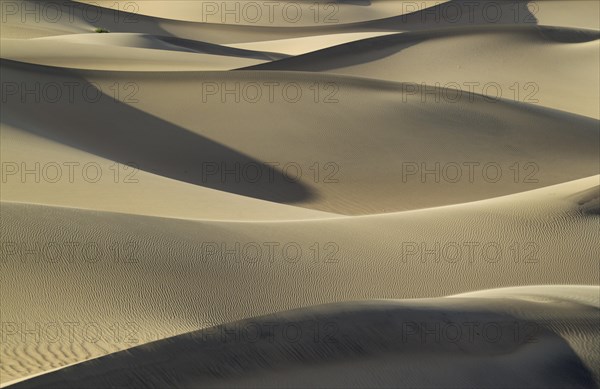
[1,177,599,383]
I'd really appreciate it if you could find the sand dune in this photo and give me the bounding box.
[33,33,289,60]
[247,25,600,118]
[75,0,444,26]
[0,37,274,71]
[3,0,577,43]
[2,60,598,214]
[224,32,398,56]
[1,0,598,387]
[1,177,599,383]
[0,121,337,221]
[5,286,599,388]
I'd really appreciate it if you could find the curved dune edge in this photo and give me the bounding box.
[6,286,599,388]
[5,0,597,43]
[74,0,599,30]
[0,37,271,71]
[244,25,600,118]
[73,0,444,26]
[1,177,598,384]
[2,174,599,223]
[2,60,599,216]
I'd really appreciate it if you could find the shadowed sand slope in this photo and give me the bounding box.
[0,32,291,70]
[1,177,599,383]
[2,60,598,215]
[31,33,289,60]
[7,287,600,388]
[0,123,336,221]
[245,25,600,118]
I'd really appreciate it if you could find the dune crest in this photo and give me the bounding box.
[7,286,600,388]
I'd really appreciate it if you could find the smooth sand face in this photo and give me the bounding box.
[1,0,599,387]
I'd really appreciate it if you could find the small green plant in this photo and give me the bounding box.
[94,27,110,33]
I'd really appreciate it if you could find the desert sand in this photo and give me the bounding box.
[1,1,599,388]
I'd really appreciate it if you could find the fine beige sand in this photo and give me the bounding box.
[1,1,599,387]
[6,286,600,388]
